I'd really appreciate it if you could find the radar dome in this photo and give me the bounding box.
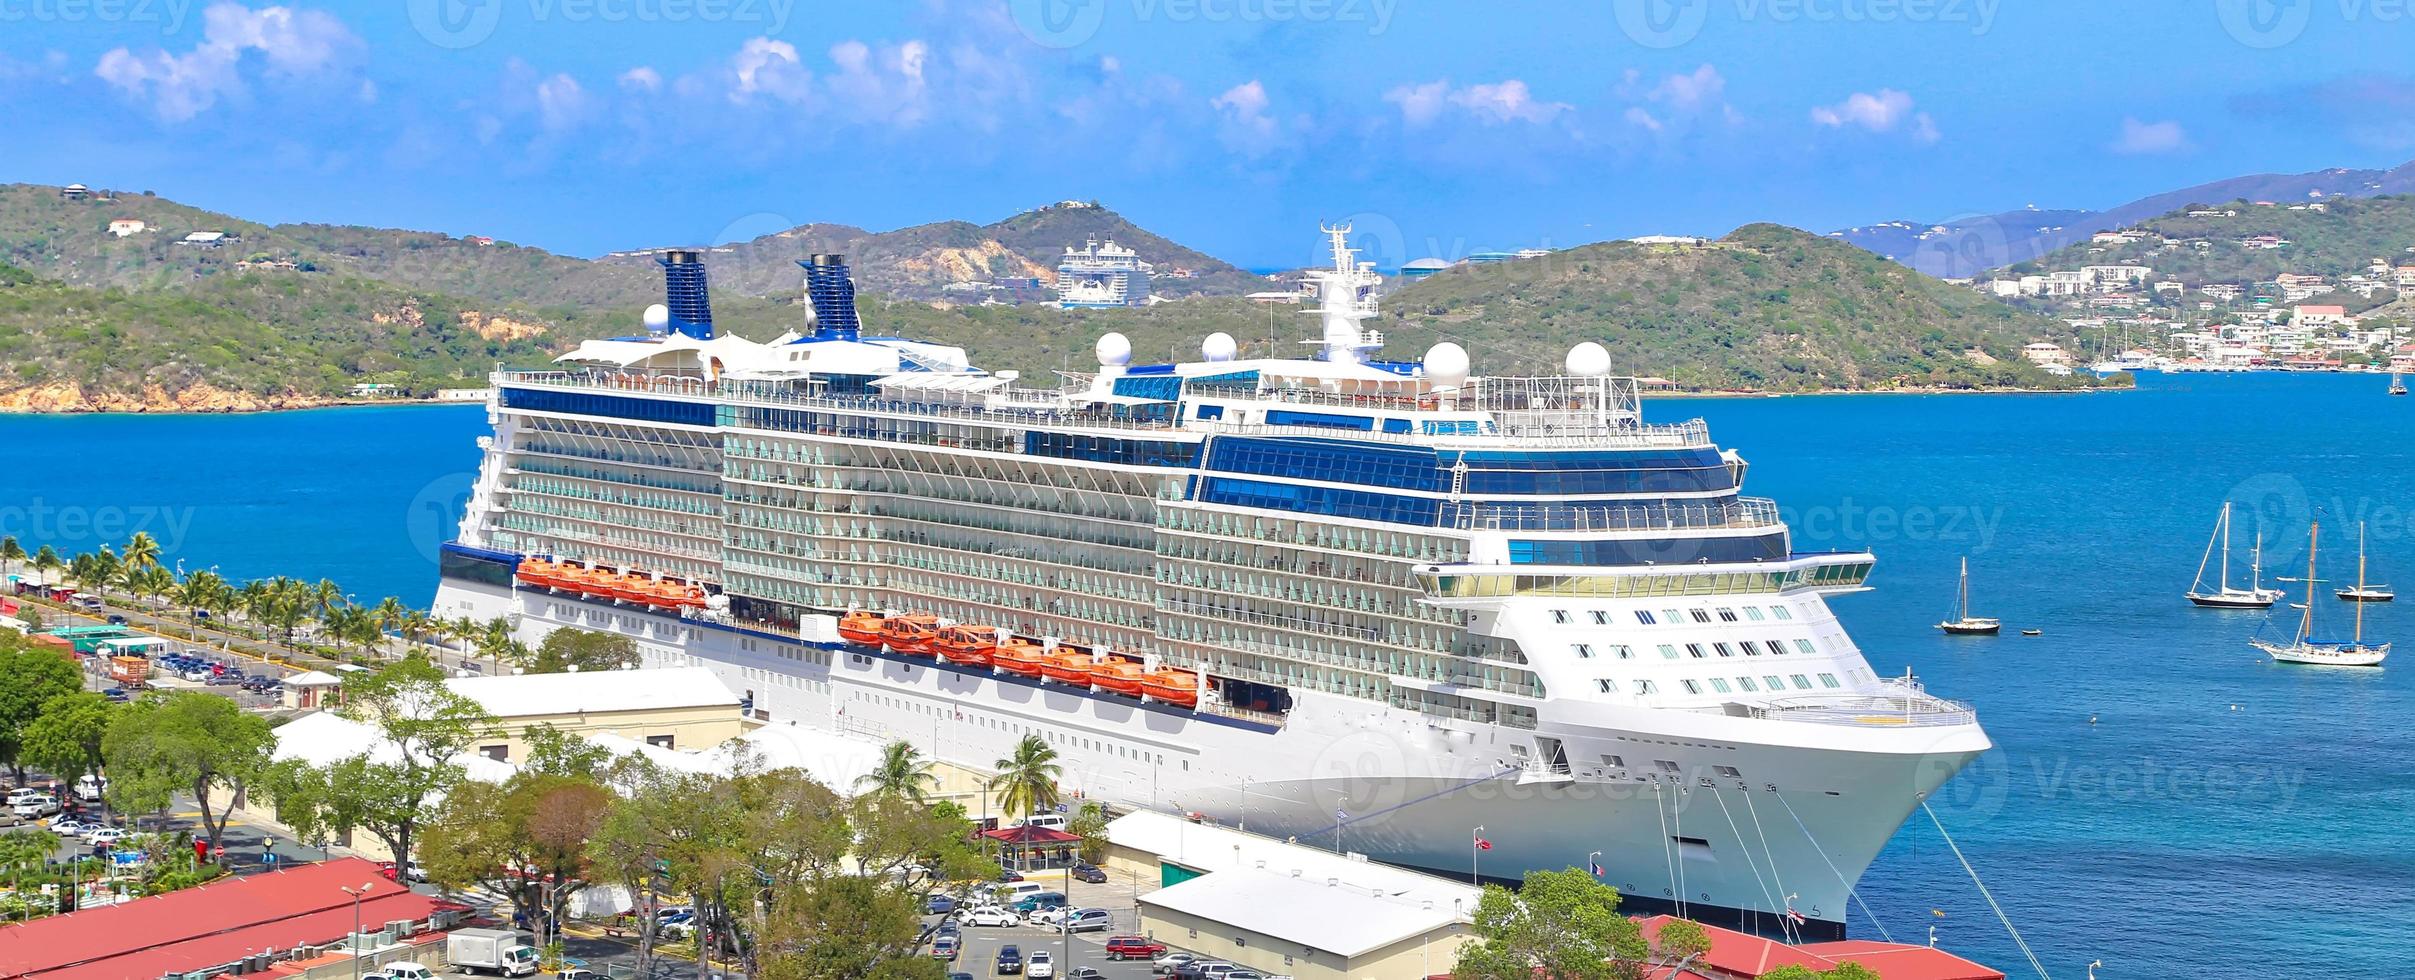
[642,304,671,332]
[1095,332,1133,367]
[1202,332,1239,362]
[1566,341,1612,377]
[1423,342,1470,389]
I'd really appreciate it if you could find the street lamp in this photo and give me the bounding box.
[340,882,375,980]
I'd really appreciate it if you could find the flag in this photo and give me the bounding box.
[1588,858,1604,876]
[1474,835,1492,851]
[1785,906,1806,925]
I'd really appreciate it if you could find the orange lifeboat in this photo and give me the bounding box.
[838,612,886,647]
[1041,650,1098,686]
[993,639,1048,677]
[1090,660,1148,697]
[611,575,652,604]
[879,614,940,655]
[515,559,560,589]
[677,586,707,609]
[1140,668,1202,708]
[935,625,999,667]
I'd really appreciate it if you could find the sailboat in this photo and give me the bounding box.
[2254,521,2389,667]
[2336,523,2395,602]
[1937,557,2001,635]
[2186,502,2284,608]
[2391,372,2407,396]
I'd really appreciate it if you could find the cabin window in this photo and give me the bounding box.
[1771,606,1794,620]
[1689,609,1712,623]
[1765,675,1785,689]
[1737,677,1759,692]
[1573,644,1595,659]
[1709,678,1733,693]
[1635,610,1658,625]
[1597,679,1617,693]
[1662,609,1683,623]
[1791,674,1812,689]
[1743,607,1766,621]
[1680,680,1702,694]
[1551,609,1570,624]
[1793,638,1817,654]
[1633,680,1658,695]
[1658,644,1680,659]
[1818,673,1841,688]
[1591,610,1611,625]
[1716,608,1738,622]
[1685,644,1706,659]
[1713,643,1734,658]
[1611,645,1635,660]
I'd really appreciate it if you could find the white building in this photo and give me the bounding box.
[107,219,148,238]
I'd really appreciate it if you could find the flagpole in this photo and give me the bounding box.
[1471,826,1483,885]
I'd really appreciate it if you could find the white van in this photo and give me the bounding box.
[1021,813,1068,832]
[995,881,1049,901]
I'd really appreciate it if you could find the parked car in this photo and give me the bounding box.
[73,776,105,802]
[180,667,212,682]
[929,937,959,961]
[361,965,438,980]
[1025,950,1055,979]
[1169,961,1229,979]
[995,944,1023,975]
[1105,936,1166,960]
[47,819,91,837]
[11,795,59,818]
[101,687,128,701]
[962,906,1021,928]
[5,788,45,807]
[207,673,244,686]
[1058,908,1112,933]
[936,918,961,938]
[994,868,1025,883]
[1069,863,1107,884]
[926,893,957,915]
[1065,970,1106,980]
[81,827,128,847]
[1011,891,1067,913]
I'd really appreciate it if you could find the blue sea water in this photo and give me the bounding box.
[0,373,2409,976]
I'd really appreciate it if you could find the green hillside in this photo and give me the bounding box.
[2019,195,2415,284]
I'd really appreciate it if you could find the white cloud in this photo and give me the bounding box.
[1384,78,1569,127]
[96,2,360,122]
[618,66,662,93]
[2111,117,2190,154]
[824,38,932,127]
[729,37,809,104]
[1624,106,1663,132]
[1650,64,1725,113]
[1810,88,1937,142]
[534,73,589,130]
[1211,79,1283,156]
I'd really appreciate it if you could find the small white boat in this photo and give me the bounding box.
[2255,521,2389,667]
[2186,502,2284,608]
[1937,557,2001,635]
[2391,371,2407,396]
[2335,524,2394,602]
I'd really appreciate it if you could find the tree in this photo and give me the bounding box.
[1653,917,1712,965]
[986,735,1061,823]
[856,741,937,803]
[522,628,639,674]
[0,639,82,786]
[1451,868,1650,980]
[477,616,521,673]
[101,691,273,856]
[372,597,409,656]
[519,724,615,780]
[261,654,495,871]
[421,772,611,942]
[1065,800,1109,865]
[1762,966,1880,980]
[30,545,60,584]
[0,536,23,581]
[20,692,116,801]
[121,532,160,573]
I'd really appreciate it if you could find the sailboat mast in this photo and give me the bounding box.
[2220,502,2233,589]
[2252,527,2265,591]
[1960,557,1971,620]
[2357,523,2368,644]
[2301,522,2320,643]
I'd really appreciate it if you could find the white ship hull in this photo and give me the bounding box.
[435,576,1981,937]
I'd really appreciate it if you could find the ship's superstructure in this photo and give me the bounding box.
[1056,238,1153,308]
[434,227,1988,939]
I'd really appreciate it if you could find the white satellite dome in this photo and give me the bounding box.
[1423,342,1470,389]
[1566,341,1613,377]
[642,303,671,332]
[1202,332,1239,362]
[1095,332,1133,367]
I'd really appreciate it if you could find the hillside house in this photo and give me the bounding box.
[2021,342,2072,368]
[107,219,147,238]
[60,183,88,200]
[2294,304,2349,328]
[178,231,236,248]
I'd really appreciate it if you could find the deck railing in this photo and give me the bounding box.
[1447,496,1781,533]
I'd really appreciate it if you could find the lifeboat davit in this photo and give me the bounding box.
[935,625,999,667]
[1090,660,1147,697]
[994,639,1048,677]
[838,612,886,647]
[1141,668,1202,708]
[879,614,940,655]
[1041,650,1098,686]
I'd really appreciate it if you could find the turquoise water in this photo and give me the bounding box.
[1,374,2409,976]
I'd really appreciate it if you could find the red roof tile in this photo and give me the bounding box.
[1800,940,2006,980]
[0,858,441,980]
[1635,915,1833,976]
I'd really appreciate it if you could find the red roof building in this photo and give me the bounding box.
[0,857,444,980]
[1628,916,2004,980]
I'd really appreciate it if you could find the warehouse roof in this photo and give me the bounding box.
[0,858,438,980]
[1140,867,1462,959]
[443,665,738,718]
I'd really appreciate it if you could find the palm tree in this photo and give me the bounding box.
[310,579,343,618]
[121,531,160,573]
[0,536,23,584]
[987,735,1063,825]
[372,597,408,658]
[88,547,120,600]
[31,545,60,586]
[477,616,517,673]
[399,609,435,657]
[128,564,173,611]
[857,741,939,802]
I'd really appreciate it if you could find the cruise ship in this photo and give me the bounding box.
[432,229,1990,939]
[1056,238,1153,308]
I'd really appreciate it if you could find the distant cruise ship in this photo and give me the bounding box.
[432,230,1989,939]
[1057,238,1152,308]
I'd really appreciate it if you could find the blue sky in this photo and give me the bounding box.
[5,0,2413,267]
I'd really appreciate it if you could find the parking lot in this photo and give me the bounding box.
[926,863,1282,980]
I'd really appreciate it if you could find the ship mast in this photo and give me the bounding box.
[2298,522,2320,644]
[2220,502,2232,590]
[2356,523,2368,644]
